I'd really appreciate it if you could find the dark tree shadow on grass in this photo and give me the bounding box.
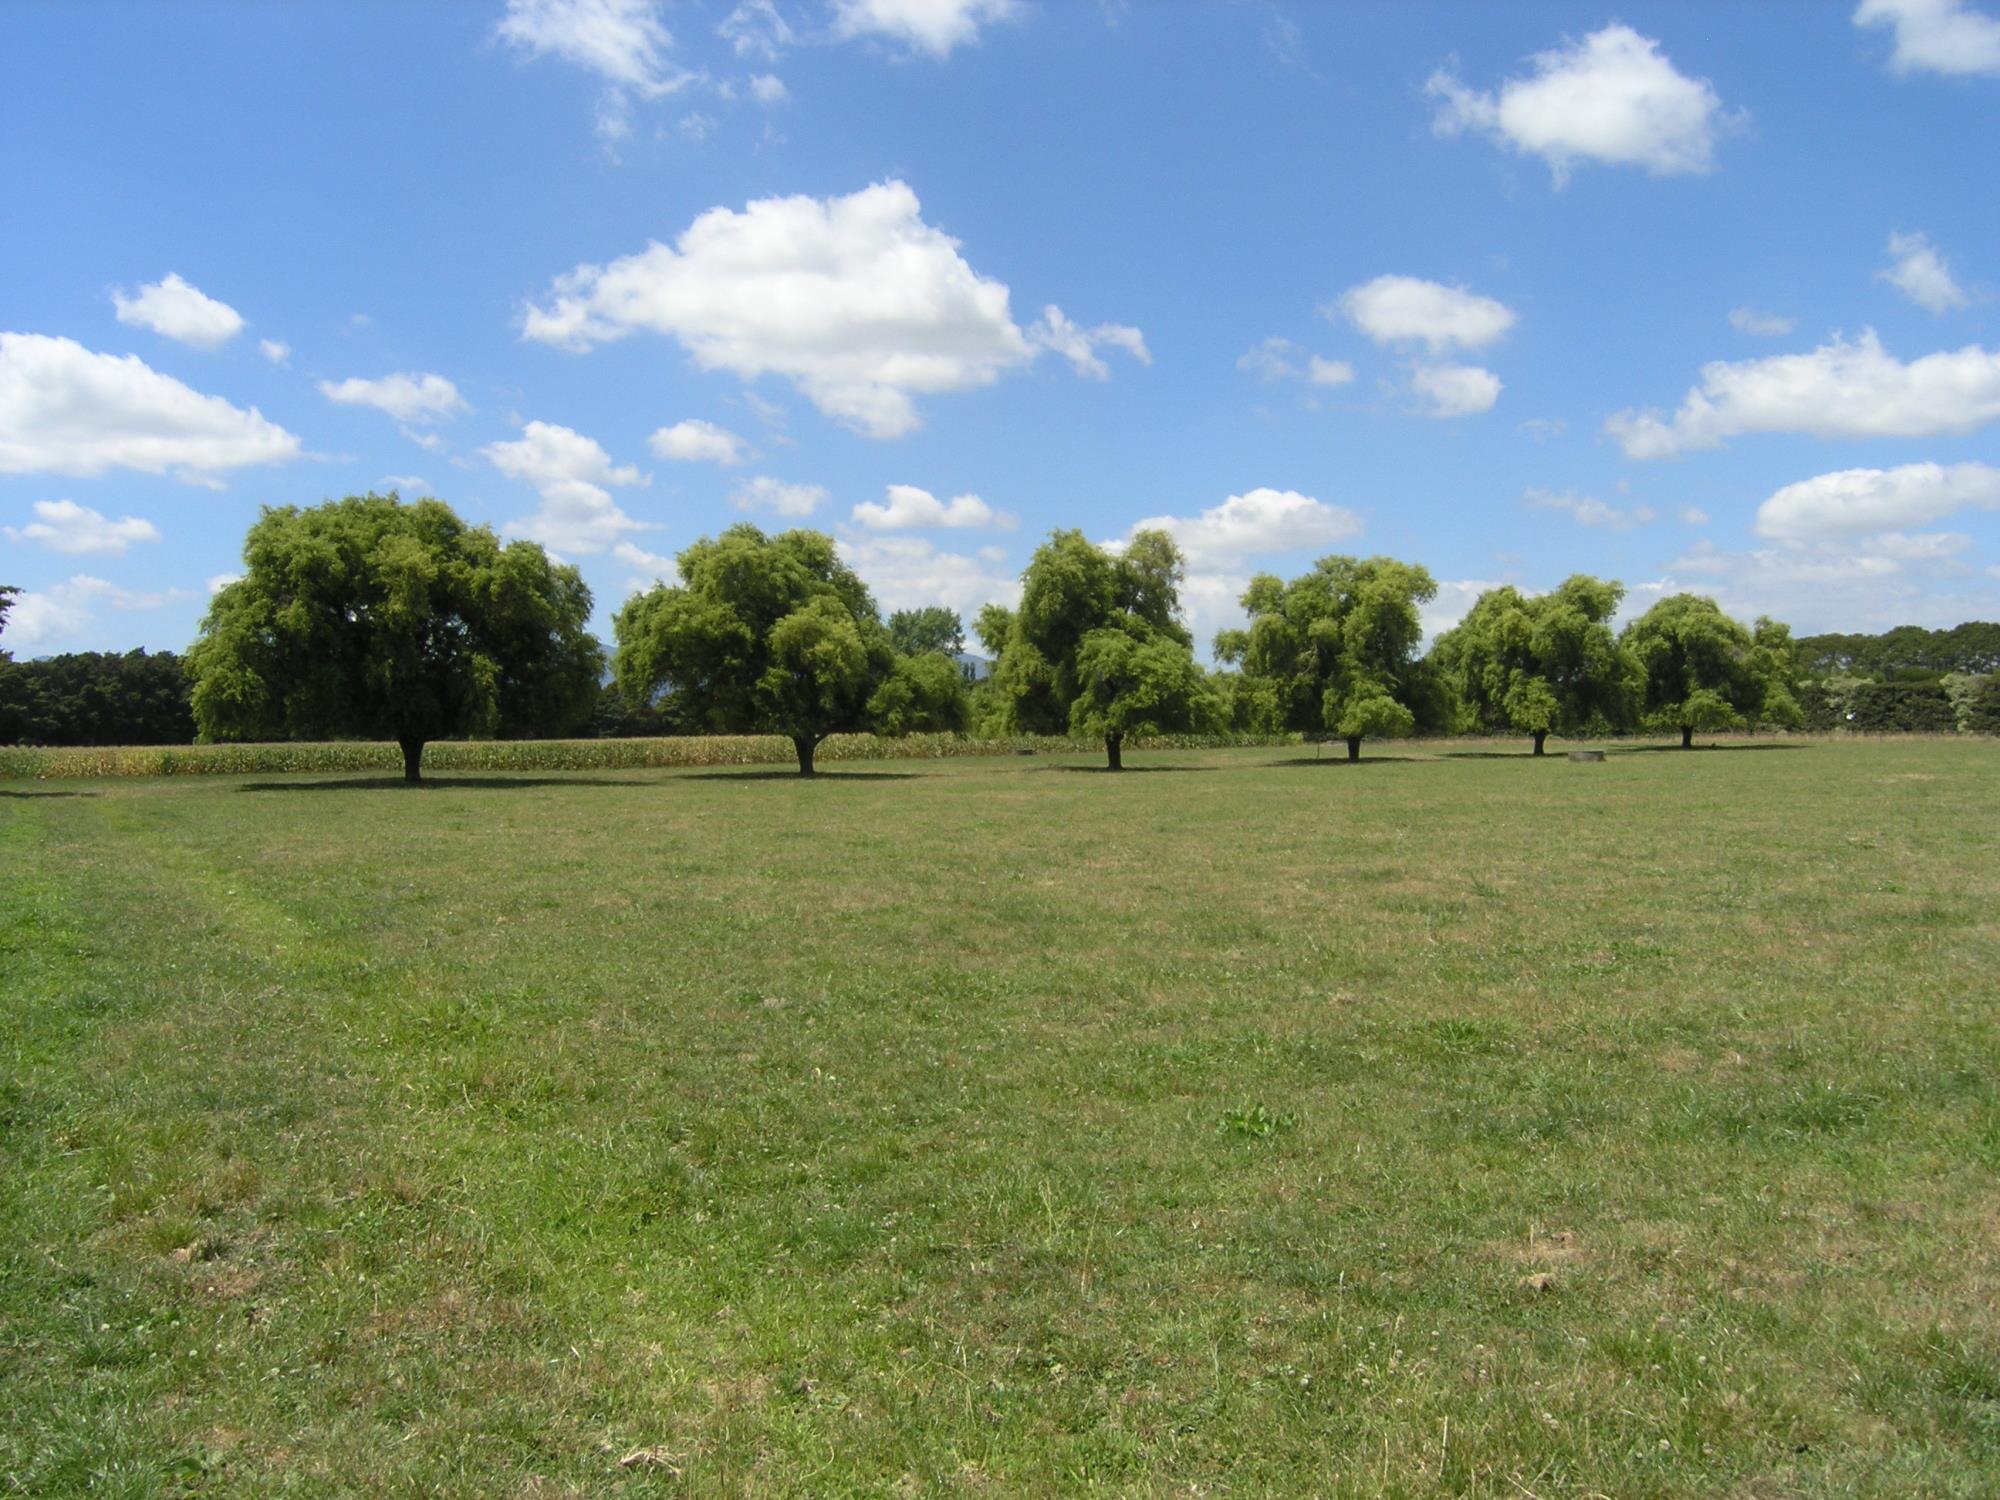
[1270,755,1422,767]
[1046,764,1217,774]
[1611,743,1810,755]
[238,776,659,793]
[0,789,99,798]
[1439,750,1556,760]
[678,768,921,782]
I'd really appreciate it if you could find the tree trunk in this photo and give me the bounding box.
[1346,736,1361,762]
[793,734,817,776]
[1533,730,1547,756]
[1680,724,1694,750]
[399,736,424,783]
[1105,732,1123,771]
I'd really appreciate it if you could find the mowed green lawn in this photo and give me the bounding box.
[3,740,1997,1497]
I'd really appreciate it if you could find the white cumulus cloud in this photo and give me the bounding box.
[1606,331,2000,458]
[1754,461,2000,540]
[4,498,161,555]
[1427,24,1735,184]
[496,0,693,146]
[649,418,746,464]
[1864,530,1974,561]
[1238,337,1303,382]
[1729,306,1794,337]
[317,371,468,425]
[1660,535,1999,633]
[1335,274,1515,352]
[1237,338,1352,387]
[730,475,827,516]
[1103,491,1372,658]
[836,534,1020,617]
[258,338,291,365]
[1422,578,1513,642]
[1120,487,1363,571]
[0,333,299,484]
[851,482,1013,531]
[1,574,193,651]
[749,73,788,103]
[485,419,652,554]
[1026,305,1150,380]
[830,0,1021,57]
[613,539,680,588]
[1411,362,1502,417]
[111,273,245,349]
[523,181,1134,437]
[719,0,794,58]
[1855,0,2000,77]
[1524,488,1656,530]
[1879,231,1971,313]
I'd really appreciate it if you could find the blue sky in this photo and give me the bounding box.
[5,0,2000,661]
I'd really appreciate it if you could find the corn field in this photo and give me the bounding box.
[0,732,1302,780]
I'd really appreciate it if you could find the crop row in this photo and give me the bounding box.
[0,731,1301,781]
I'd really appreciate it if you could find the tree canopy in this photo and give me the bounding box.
[1431,575,1632,754]
[186,494,601,781]
[1224,555,1442,760]
[886,606,965,658]
[1620,594,1800,748]
[0,649,195,747]
[1795,621,2000,679]
[0,584,17,661]
[613,525,962,773]
[980,529,1210,768]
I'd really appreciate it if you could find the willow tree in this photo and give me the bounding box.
[613,525,918,775]
[981,529,1211,769]
[1229,555,1441,760]
[1621,594,1801,748]
[1430,575,1634,754]
[187,494,601,781]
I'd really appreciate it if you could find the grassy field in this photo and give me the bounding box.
[3,738,1997,1497]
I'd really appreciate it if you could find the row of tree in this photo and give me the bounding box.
[0,647,195,746]
[4,495,1996,774]
[1794,622,2000,680]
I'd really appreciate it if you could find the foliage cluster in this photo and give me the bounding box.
[976,529,1215,768]
[612,525,967,773]
[188,495,602,780]
[0,649,195,746]
[1795,620,2000,679]
[1799,674,1999,734]
[1216,555,1449,758]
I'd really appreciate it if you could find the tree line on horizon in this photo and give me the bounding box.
[3,497,1998,773]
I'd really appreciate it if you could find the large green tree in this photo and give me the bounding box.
[981,529,1211,769]
[886,606,965,658]
[1430,575,1633,754]
[1620,594,1801,748]
[614,525,926,775]
[0,584,17,660]
[187,494,601,781]
[867,650,971,736]
[1222,555,1442,760]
